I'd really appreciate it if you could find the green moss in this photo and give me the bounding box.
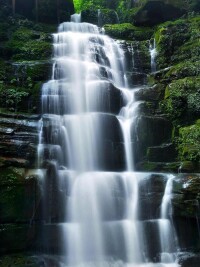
[104,23,153,41]
[141,162,158,171]
[165,61,200,80]
[154,16,200,68]
[178,122,200,162]
[160,77,200,121]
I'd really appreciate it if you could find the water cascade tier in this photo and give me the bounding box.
[38,15,179,267]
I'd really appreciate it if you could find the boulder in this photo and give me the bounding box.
[134,1,184,27]
[147,143,177,162]
[178,253,200,267]
[134,84,164,102]
[134,115,173,162]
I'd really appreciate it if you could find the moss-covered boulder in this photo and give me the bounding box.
[0,168,39,223]
[164,61,200,81]
[134,115,173,163]
[178,121,200,165]
[104,23,153,41]
[133,1,184,27]
[120,40,151,73]
[155,16,200,69]
[147,143,176,162]
[160,77,200,122]
[134,84,165,102]
[0,254,41,266]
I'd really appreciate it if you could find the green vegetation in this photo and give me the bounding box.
[5,27,52,61]
[74,0,121,12]
[0,17,54,113]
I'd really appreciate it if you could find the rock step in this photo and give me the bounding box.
[147,143,177,162]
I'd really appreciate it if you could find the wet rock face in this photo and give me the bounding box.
[0,168,39,254]
[134,115,173,163]
[178,253,200,267]
[0,114,39,168]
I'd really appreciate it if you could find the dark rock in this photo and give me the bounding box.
[134,84,165,102]
[104,24,153,41]
[0,117,38,133]
[12,60,52,83]
[0,172,38,223]
[0,224,36,254]
[126,72,147,86]
[138,173,169,220]
[0,157,29,168]
[136,161,180,172]
[134,115,173,163]
[119,40,151,74]
[147,143,177,162]
[178,253,200,267]
[134,1,184,27]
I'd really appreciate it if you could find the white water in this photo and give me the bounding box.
[150,39,157,73]
[159,175,178,264]
[38,14,179,267]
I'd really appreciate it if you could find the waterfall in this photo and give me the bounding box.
[150,38,157,73]
[38,14,179,267]
[159,175,179,264]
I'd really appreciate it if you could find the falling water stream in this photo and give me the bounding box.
[38,14,179,267]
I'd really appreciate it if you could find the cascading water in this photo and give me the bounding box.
[38,14,179,267]
[150,38,157,73]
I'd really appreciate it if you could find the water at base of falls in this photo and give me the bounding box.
[38,14,179,267]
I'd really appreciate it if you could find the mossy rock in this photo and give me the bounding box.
[104,23,153,41]
[178,121,200,163]
[0,253,40,267]
[0,167,25,185]
[5,27,52,61]
[147,143,176,162]
[164,61,200,80]
[160,77,200,121]
[13,60,52,82]
[172,174,200,217]
[133,1,184,27]
[136,161,180,172]
[155,16,200,68]
[0,167,38,223]
[99,9,120,26]
[124,40,151,72]
[172,39,200,64]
